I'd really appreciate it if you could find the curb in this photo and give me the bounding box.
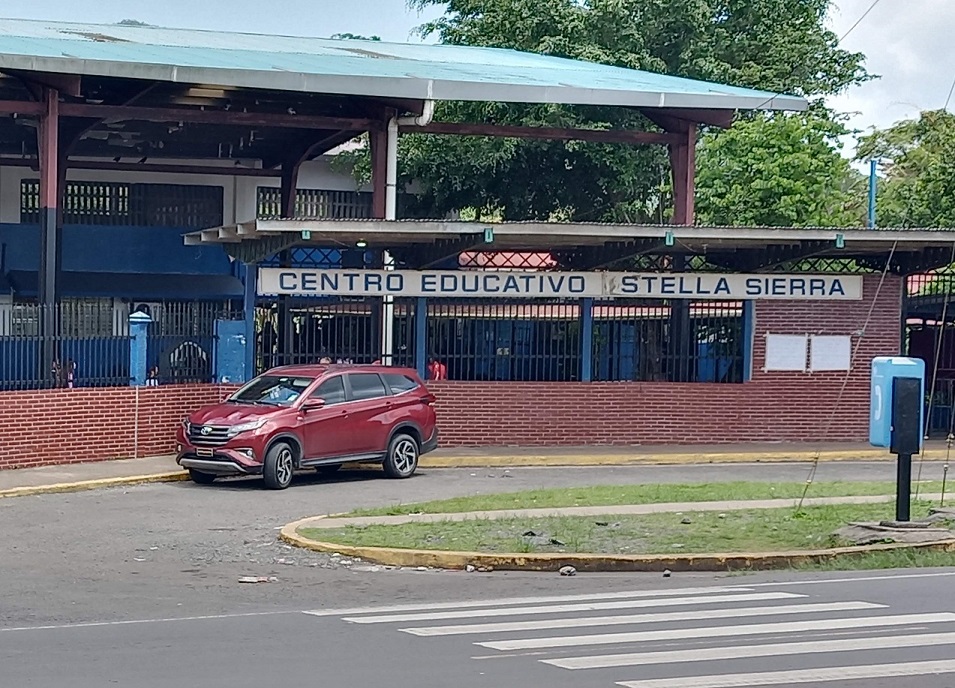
[280,517,955,572]
[0,471,189,499]
[418,449,946,467]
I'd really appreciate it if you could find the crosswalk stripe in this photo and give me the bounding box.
[402,601,885,637]
[301,585,749,618]
[615,659,955,688]
[476,612,955,651]
[341,592,803,625]
[547,629,955,669]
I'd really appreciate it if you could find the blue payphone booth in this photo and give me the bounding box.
[869,356,925,451]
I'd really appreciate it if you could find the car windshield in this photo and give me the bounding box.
[229,375,314,406]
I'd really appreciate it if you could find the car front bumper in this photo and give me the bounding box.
[177,445,264,476]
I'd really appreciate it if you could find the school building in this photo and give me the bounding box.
[1,19,954,469]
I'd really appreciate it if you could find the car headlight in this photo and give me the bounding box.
[227,418,268,436]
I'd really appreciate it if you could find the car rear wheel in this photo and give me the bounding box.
[263,442,295,490]
[383,433,419,479]
[188,468,217,485]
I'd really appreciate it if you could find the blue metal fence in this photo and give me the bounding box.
[0,300,240,389]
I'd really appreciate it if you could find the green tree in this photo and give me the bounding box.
[856,110,955,228]
[696,109,861,227]
[352,0,869,223]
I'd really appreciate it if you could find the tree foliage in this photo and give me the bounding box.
[696,109,861,227]
[856,110,955,228]
[343,0,869,224]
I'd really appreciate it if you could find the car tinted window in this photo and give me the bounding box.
[312,376,345,405]
[230,375,313,407]
[383,373,419,394]
[348,373,388,401]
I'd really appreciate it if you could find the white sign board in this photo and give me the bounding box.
[764,334,808,372]
[258,269,863,300]
[810,335,852,372]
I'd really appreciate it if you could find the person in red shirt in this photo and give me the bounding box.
[427,357,448,380]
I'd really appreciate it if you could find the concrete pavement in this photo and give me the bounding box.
[5,571,955,687]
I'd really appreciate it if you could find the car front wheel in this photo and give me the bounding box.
[383,433,419,479]
[263,442,295,490]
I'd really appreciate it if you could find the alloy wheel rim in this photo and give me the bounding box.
[393,440,418,474]
[276,448,293,484]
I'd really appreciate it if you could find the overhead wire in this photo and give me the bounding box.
[797,241,898,512]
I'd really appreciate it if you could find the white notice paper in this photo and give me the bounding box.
[764,334,808,372]
[809,335,852,372]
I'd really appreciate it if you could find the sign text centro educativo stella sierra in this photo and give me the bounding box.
[258,269,863,300]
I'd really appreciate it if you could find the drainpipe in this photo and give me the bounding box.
[381,96,435,364]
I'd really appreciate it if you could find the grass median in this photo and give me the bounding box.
[305,501,953,558]
[347,480,920,517]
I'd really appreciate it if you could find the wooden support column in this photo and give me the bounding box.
[666,120,697,382]
[37,88,60,310]
[668,122,697,226]
[36,87,61,384]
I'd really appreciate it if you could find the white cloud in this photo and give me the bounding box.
[827,0,955,145]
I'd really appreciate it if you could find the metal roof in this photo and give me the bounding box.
[185,219,955,252]
[0,18,807,111]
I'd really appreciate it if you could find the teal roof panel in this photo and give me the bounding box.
[0,18,807,111]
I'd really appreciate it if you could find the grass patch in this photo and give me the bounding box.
[305,501,946,556]
[347,481,918,517]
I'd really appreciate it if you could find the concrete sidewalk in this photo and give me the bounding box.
[1,441,951,498]
[297,494,947,529]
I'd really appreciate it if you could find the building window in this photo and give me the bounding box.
[256,187,372,219]
[20,181,223,229]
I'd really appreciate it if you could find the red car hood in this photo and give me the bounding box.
[189,403,285,425]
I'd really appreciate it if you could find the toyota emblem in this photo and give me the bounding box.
[200,426,212,436]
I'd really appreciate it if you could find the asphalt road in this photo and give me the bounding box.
[2,461,955,686]
[4,571,955,687]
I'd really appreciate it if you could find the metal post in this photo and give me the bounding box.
[128,311,152,386]
[897,452,912,521]
[742,300,755,381]
[243,263,257,381]
[380,117,399,364]
[580,297,594,382]
[868,158,878,229]
[415,296,428,379]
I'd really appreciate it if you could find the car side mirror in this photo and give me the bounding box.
[302,398,326,411]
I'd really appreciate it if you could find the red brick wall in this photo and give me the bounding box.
[0,274,902,466]
[0,385,234,470]
[432,274,902,446]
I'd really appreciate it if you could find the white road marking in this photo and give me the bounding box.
[746,570,955,587]
[615,659,955,688]
[402,601,884,636]
[476,612,955,650]
[547,629,955,669]
[0,611,294,633]
[301,585,749,618]
[341,592,803,624]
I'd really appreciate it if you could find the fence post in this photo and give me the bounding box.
[415,296,428,378]
[580,297,594,382]
[243,263,257,381]
[128,310,152,386]
[742,300,755,382]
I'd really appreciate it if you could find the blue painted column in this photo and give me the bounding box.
[415,296,428,378]
[580,297,594,382]
[742,300,755,381]
[128,310,152,386]
[242,263,257,382]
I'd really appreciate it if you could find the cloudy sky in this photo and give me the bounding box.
[2,1,951,151]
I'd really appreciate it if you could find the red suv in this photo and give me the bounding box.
[175,364,438,490]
